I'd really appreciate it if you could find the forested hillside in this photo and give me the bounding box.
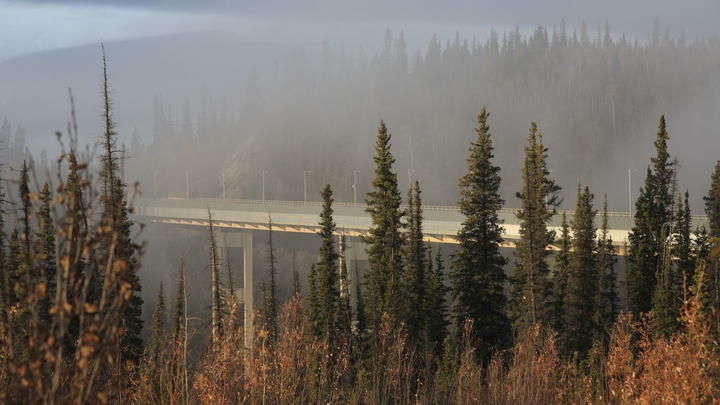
[2,19,720,404]
[96,21,720,209]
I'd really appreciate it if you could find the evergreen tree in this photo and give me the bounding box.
[628,115,677,316]
[170,256,188,402]
[353,260,366,347]
[449,107,509,352]
[97,46,144,367]
[509,122,561,336]
[291,249,301,298]
[114,176,145,365]
[336,235,353,341]
[563,184,597,357]
[149,282,166,395]
[706,161,720,238]
[207,208,223,344]
[403,180,427,346]
[627,169,657,315]
[307,184,340,339]
[361,120,405,336]
[704,161,720,333]
[17,163,33,331]
[18,161,32,266]
[261,215,279,342]
[652,224,679,337]
[37,183,56,324]
[596,196,619,336]
[306,262,320,335]
[552,213,571,349]
[674,191,694,282]
[423,245,448,354]
[0,175,8,364]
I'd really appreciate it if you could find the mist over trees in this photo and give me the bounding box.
[82,20,720,211]
[2,17,720,404]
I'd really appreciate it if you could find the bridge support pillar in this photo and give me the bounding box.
[343,236,368,277]
[217,229,253,347]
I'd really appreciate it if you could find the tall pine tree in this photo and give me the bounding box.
[97,45,144,367]
[449,107,510,352]
[552,213,571,350]
[509,122,561,337]
[628,115,677,317]
[403,180,427,347]
[307,184,340,339]
[563,184,597,357]
[595,195,619,338]
[704,161,720,334]
[361,120,405,337]
[423,245,448,354]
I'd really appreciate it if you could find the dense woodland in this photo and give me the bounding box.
[1,20,720,404]
[81,19,720,208]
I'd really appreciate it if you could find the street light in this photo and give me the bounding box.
[545,169,554,204]
[154,171,158,198]
[186,171,189,200]
[262,171,269,203]
[629,168,638,215]
[304,170,311,205]
[222,167,226,202]
[353,170,361,205]
[408,169,416,191]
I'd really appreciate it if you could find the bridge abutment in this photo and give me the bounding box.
[217,229,253,347]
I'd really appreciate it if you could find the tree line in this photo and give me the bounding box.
[106,19,720,209]
[2,28,720,403]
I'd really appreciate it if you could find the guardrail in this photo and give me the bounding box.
[142,198,709,221]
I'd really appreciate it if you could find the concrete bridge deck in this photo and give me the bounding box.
[130,197,709,250]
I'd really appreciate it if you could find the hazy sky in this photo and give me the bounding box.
[2,0,718,61]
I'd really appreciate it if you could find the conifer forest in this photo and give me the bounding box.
[2,12,720,404]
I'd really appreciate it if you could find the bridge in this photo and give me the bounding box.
[130,197,709,249]
[130,197,709,344]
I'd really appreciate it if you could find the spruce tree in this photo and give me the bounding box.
[552,213,571,350]
[563,184,597,357]
[706,161,720,238]
[628,115,677,317]
[170,256,188,401]
[424,245,448,354]
[674,191,693,282]
[596,196,619,337]
[308,184,340,339]
[403,180,427,346]
[18,161,32,267]
[37,183,56,324]
[353,260,366,346]
[627,169,657,315]
[509,122,561,336]
[97,45,144,367]
[336,235,353,341]
[261,215,279,342]
[449,107,509,352]
[149,282,166,394]
[704,161,720,333]
[361,120,405,336]
[207,208,223,344]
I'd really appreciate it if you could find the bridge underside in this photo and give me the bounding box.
[131,198,689,256]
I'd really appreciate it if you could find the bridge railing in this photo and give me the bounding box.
[144,198,708,221]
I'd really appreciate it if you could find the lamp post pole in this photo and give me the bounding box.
[154,171,157,198]
[304,170,311,205]
[353,170,361,205]
[186,171,189,200]
[262,171,268,203]
[222,167,226,202]
[628,169,637,215]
